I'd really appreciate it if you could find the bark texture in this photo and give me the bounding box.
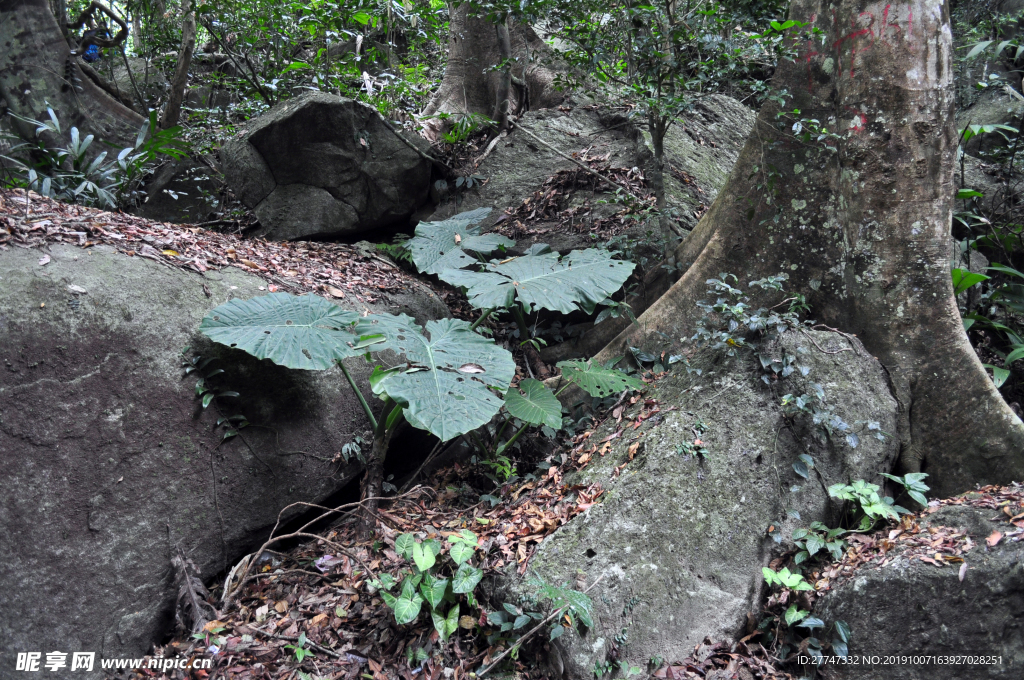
[0,0,143,148]
[594,0,1024,496]
[160,0,195,129]
[420,3,564,137]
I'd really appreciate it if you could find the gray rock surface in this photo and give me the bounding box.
[134,158,221,223]
[501,330,899,679]
[221,92,432,240]
[428,94,754,254]
[814,504,1024,679]
[0,244,447,676]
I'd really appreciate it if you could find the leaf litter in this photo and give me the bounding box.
[0,189,420,307]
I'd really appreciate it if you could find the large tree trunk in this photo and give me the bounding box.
[592,0,1024,497]
[420,2,564,138]
[0,0,143,148]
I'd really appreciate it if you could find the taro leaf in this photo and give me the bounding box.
[439,249,636,315]
[405,207,510,275]
[356,315,515,441]
[199,293,363,370]
[452,563,484,594]
[556,359,645,398]
[504,378,562,428]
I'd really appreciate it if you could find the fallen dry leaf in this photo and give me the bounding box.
[326,285,346,298]
[38,254,50,266]
[986,530,1003,547]
[959,562,967,582]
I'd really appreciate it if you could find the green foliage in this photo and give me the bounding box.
[439,249,636,316]
[199,293,365,370]
[182,352,245,440]
[880,472,931,508]
[404,208,511,275]
[378,531,478,639]
[555,359,646,399]
[526,574,595,641]
[285,632,311,662]
[828,479,908,532]
[792,522,846,564]
[359,314,517,441]
[762,566,813,591]
[1,108,187,210]
[504,378,563,429]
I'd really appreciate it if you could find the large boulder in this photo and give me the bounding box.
[427,94,754,254]
[221,92,432,241]
[814,503,1024,679]
[500,330,899,679]
[0,242,447,676]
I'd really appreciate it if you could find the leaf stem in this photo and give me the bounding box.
[469,307,496,332]
[339,360,377,430]
[495,423,527,456]
[511,305,531,339]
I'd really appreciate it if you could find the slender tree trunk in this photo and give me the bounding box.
[358,427,393,540]
[591,0,1024,497]
[0,0,143,149]
[160,0,195,129]
[493,17,512,131]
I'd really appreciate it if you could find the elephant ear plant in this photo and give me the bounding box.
[198,292,515,537]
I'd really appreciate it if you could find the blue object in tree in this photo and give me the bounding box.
[83,44,101,62]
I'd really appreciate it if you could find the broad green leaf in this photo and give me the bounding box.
[798,616,825,629]
[381,590,398,610]
[984,363,1011,388]
[956,189,984,200]
[563,589,594,628]
[988,262,1024,280]
[405,208,509,275]
[503,378,562,428]
[951,268,990,296]
[449,541,475,565]
[556,359,645,398]
[439,249,635,315]
[394,595,424,625]
[445,604,460,638]
[1005,346,1024,365]
[834,620,851,643]
[356,315,515,441]
[431,609,447,639]
[805,534,824,556]
[965,40,994,59]
[784,605,808,626]
[452,563,484,594]
[199,293,362,370]
[412,541,436,571]
[395,533,415,559]
[420,575,448,610]
[513,614,531,630]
